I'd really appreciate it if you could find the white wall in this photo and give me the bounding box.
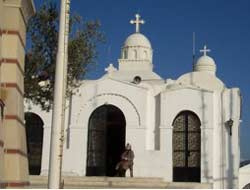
[221,88,241,188]
[61,78,149,176]
[24,102,52,176]
[160,87,214,182]
[25,78,242,189]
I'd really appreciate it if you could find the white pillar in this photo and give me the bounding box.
[232,89,241,188]
[48,0,69,188]
[146,89,155,150]
[212,91,223,188]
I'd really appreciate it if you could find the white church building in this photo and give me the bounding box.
[25,14,246,188]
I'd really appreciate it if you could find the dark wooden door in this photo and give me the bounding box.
[86,106,107,176]
[173,111,201,182]
[86,105,126,176]
[25,112,44,175]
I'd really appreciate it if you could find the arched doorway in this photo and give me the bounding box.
[25,112,44,175]
[172,111,201,182]
[86,105,126,176]
[243,183,250,189]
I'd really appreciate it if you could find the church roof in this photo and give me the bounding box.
[194,45,216,75]
[176,71,225,91]
[123,33,151,48]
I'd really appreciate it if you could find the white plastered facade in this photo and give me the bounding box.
[25,15,243,189]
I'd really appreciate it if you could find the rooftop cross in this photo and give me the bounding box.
[105,63,117,74]
[200,45,211,56]
[130,14,145,33]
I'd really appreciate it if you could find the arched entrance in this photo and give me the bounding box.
[25,112,44,175]
[86,105,126,176]
[172,111,201,182]
[243,183,250,189]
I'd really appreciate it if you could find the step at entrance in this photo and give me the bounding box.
[28,175,212,189]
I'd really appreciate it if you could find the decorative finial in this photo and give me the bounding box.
[130,14,145,33]
[105,64,117,74]
[200,45,211,56]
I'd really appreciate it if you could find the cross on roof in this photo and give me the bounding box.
[130,14,145,33]
[200,45,211,56]
[105,64,117,74]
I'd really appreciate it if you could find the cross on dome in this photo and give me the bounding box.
[200,45,211,56]
[130,14,145,33]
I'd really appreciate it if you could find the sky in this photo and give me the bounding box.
[34,0,250,160]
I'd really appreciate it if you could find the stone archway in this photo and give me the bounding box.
[172,111,201,182]
[25,112,44,175]
[86,105,126,176]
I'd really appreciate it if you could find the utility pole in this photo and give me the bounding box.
[48,0,70,188]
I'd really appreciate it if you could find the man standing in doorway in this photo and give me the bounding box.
[116,143,135,177]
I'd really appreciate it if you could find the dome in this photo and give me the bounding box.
[123,33,151,48]
[197,55,215,67]
[195,55,216,74]
[194,45,216,75]
[119,14,153,72]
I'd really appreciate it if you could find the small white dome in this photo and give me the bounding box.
[124,33,151,48]
[195,55,216,75]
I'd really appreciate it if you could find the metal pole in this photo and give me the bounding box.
[192,32,196,71]
[48,0,68,188]
[59,0,70,187]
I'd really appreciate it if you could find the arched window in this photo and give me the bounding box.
[133,50,137,59]
[123,49,128,59]
[143,50,148,59]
